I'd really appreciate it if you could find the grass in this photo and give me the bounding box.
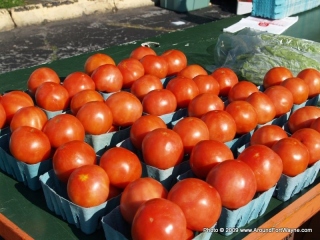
[0,0,26,8]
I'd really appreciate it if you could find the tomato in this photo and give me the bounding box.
[130,74,163,101]
[263,66,293,89]
[193,74,220,95]
[53,140,97,183]
[287,106,320,133]
[120,177,168,223]
[130,115,167,150]
[225,100,258,135]
[0,103,6,129]
[263,85,294,117]
[142,128,184,170]
[297,68,320,98]
[161,49,187,76]
[173,117,209,154]
[291,128,320,165]
[91,64,123,93]
[190,139,234,179]
[187,93,224,118]
[206,159,257,209]
[27,67,61,95]
[246,91,276,125]
[140,55,168,79]
[165,76,199,108]
[43,114,85,149]
[129,46,157,60]
[76,101,113,135]
[84,53,116,76]
[281,77,309,105]
[70,89,104,115]
[62,71,95,99]
[228,80,258,102]
[0,91,34,125]
[131,198,187,240]
[310,117,320,133]
[237,144,283,192]
[185,228,194,240]
[35,82,70,111]
[10,106,48,132]
[250,125,288,148]
[9,126,51,164]
[177,64,208,79]
[105,91,143,127]
[167,178,221,231]
[271,137,309,177]
[142,89,177,116]
[201,110,237,143]
[211,67,238,97]
[67,164,110,207]
[99,147,142,189]
[117,58,145,89]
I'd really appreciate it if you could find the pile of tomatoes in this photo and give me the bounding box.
[1,45,320,239]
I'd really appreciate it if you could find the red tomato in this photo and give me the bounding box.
[62,72,95,99]
[142,89,177,116]
[263,66,293,89]
[142,128,184,170]
[120,177,168,223]
[211,67,238,97]
[161,49,187,76]
[297,68,320,98]
[310,117,320,133]
[250,125,288,148]
[53,140,97,183]
[84,53,116,76]
[0,91,34,125]
[67,164,110,207]
[167,178,221,231]
[130,74,163,101]
[177,64,208,79]
[228,80,258,102]
[35,82,70,111]
[43,114,85,149]
[173,117,209,154]
[131,198,187,240]
[193,74,220,95]
[206,160,257,209]
[0,103,6,129]
[27,67,61,95]
[281,77,309,105]
[76,101,113,135]
[246,91,276,125]
[287,106,320,133]
[129,46,157,60]
[99,147,142,189]
[190,139,234,179]
[91,64,123,93]
[291,128,320,165]
[130,115,167,150]
[272,137,309,177]
[165,76,199,108]
[187,93,224,118]
[105,91,143,127]
[10,106,48,132]
[70,89,104,115]
[201,110,237,143]
[225,100,258,135]
[9,126,51,164]
[140,55,168,79]
[263,85,294,117]
[117,58,145,89]
[237,144,283,192]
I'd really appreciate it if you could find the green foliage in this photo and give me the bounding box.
[0,0,26,8]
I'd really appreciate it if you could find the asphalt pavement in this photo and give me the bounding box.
[0,2,236,74]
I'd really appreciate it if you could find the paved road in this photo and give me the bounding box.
[0,3,234,74]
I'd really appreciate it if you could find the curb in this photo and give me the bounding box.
[0,0,155,32]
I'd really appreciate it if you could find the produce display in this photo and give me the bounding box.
[1,43,320,239]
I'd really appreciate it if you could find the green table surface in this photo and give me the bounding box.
[0,6,320,240]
